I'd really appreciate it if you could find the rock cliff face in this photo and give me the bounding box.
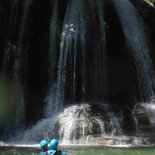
[130,0,155,65]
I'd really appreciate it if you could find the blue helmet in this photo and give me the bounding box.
[40,139,48,148]
[50,139,58,150]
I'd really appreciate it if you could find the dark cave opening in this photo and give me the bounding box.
[24,0,52,125]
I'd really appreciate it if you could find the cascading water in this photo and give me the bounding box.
[0,0,155,146]
[55,103,123,144]
[111,0,153,100]
[45,10,86,117]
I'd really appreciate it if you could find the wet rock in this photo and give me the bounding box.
[133,104,150,125]
[142,137,152,145]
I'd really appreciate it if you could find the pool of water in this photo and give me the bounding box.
[0,146,155,155]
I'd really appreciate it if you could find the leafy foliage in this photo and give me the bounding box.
[148,0,155,5]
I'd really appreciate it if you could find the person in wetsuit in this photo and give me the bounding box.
[48,139,67,155]
[40,140,49,155]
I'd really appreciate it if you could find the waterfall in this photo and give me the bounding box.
[45,0,107,116]
[0,0,155,146]
[111,0,153,101]
[21,0,109,144]
[45,6,86,117]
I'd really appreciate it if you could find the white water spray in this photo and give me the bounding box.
[55,103,123,144]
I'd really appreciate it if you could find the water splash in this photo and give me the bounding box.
[20,103,154,146]
[21,118,56,144]
[20,103,123,144]
[55,103,123,144]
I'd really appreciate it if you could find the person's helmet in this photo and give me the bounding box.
[40,140,48,148]
[50,139,58,150]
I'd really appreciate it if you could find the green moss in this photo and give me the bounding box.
[148,0,155,5]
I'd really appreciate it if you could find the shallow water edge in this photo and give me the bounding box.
[0,145,155,155]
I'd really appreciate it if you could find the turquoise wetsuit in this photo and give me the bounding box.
[47,150,56,155]
[40,150,56,155]
[48,150,67,155]
[40,150,48,155]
